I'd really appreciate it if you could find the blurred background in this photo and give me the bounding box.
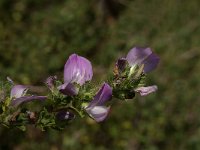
[0,0,200,149]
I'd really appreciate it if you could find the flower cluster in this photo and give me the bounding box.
[0,47,159,130]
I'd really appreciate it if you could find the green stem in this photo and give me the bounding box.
[69,106,84,118]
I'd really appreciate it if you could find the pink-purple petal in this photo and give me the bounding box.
[58,83,78,96]
[143,53,160,73]
[64,54,93,86]
[88,83,112,108]
[135,85,158,96]
[10,85,28,98]
[46,76,57,90]
[116,57,127,73]
[11,96,47,107]
[86,83,112,122]
[86,106,110,122]
[126,47,152,66]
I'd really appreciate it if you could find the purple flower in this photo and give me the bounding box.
[135,85,158,96]
[56,111,75,121]
[126,47,160,73]
[58,83,78,96]
[85,83,112,122]
[10,85,28,99]
[115,57,127,74]
[10,85,47,107]
[11,95,47,107]
[125,47,160,96]
[114,47,160,97]
[64,54,93,85]
[58,54,93,96]
[45,75,57,90]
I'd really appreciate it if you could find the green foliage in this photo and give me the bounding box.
[36,108,56,131]
[1,0,200,150]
